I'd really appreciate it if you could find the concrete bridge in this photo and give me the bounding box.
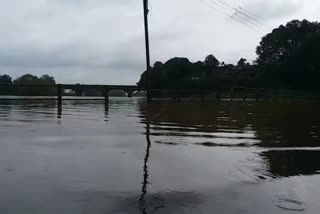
[58,84,140,97]
[55,84,141,105]
[0,83,142,105]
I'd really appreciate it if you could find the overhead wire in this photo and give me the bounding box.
[219,0,268,30]
[239,6,264,23]
[233,9,267,31]
[200,0,267,32]
[237,9,264,26]
[215,0,265,24]
[235,6,270,31]
[199,0,258,31]
[209,0,266,31]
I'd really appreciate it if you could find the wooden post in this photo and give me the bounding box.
[57,84,62,107]
[104,87,109,105]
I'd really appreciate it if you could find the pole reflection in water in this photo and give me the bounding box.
[138,116,152,214]
[57,102,62,119]
[104,101,109,122]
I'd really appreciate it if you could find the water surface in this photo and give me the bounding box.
[1,98,320,213]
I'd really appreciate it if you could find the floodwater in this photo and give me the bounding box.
[0,98,320,214]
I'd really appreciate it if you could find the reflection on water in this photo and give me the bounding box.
[0,98,320,213]
[138,118,151,214]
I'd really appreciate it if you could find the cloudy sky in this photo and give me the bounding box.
[0,0,319,84]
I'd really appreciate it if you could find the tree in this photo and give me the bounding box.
[256,19,320,90]
[138,57,196,91]
[204,54,220,67]
[256,19,320,65]
[0,74,12,83]
[0,74,12,95]
[237,58,247,68]
[39,75,55,84]
[279,32,320,90]
[13,74,56,96]
[14,74,39,84]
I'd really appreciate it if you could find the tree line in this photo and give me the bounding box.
[138,19,320,94]
[0,74,138,97]
[0,74,56,96]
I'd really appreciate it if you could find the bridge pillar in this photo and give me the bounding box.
[75,88,83,97]
[127,90,134,98]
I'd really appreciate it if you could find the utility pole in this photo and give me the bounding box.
[143,0,152,103]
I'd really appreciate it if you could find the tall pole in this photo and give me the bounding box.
[143,0,152,103]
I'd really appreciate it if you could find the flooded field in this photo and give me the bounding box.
[0,98,320,214]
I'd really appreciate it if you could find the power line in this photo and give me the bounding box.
[201,0,262,31]
[216,0,235,9]
[199,0,258,31]
[207,0,266,31]
[200,0,232,17]
[237,9,264,26]
[239,6,264,23]
[233,9,267,31]
[216,0,265,24]
[235,6,270,32]
[209,0,266,27]
[208,0,234,13]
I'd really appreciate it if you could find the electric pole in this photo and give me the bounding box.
[143,0,152,103]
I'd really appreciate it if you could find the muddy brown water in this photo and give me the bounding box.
[0,98,320,213]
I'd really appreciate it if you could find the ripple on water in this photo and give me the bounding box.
[274,198,306,211]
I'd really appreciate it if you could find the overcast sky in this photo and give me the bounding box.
[0,0,319,84]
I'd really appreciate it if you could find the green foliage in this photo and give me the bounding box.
[256,20,320,65]
[256,19,320,90]
[0,74,12,95]
[0,74,12,83]
[138,54,257,95]
[13,74,57,96]
[138,19,320,94]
